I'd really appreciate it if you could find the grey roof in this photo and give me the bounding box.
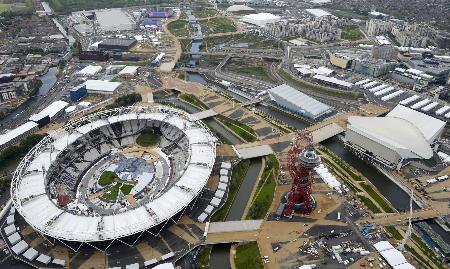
[268,84,332,118]
[100,38,136,47]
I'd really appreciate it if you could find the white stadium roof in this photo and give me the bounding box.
[268,84,332,119]
[11,106,216,242]
[241,13,281,27]
[348,105,445,160]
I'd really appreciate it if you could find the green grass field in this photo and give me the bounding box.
[99,171,119,186]
[235,242,264,269]
[167,20,190,37]
[136,128,160,147]
[340,25,364,41]
[200,17,236,35]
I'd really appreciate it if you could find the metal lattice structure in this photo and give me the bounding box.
[283,130,320,216]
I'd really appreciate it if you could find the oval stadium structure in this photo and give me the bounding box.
[10,106,217,242]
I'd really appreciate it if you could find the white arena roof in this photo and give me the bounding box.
[305,8,333,17]
[268,84,332,119]
[226,5,255,12]
[348,105,445,160]
[241,13,281,27]
[11,106,216,242]
[387,104,445,143]
[84,80,122,94]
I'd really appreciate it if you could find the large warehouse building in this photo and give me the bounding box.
[345,105,446,169]
[98,39,137,52]
[268,84,333,120]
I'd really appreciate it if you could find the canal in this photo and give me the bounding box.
[321,138,418,211]
[0,67,58,129]
[167,98,263,269]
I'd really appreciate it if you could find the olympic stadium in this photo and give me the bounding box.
[10,105,217,245]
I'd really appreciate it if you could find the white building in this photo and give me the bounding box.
[241,13,281,27]
[84,80,122,95]
[0,122,39,151]
[77,65,102,76]
[268,84,333,120]
[345,104,445,169]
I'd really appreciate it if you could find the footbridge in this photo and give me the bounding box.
[357,208,443,226]
[204,220,262,244]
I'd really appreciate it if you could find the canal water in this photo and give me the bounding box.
[0,67,58,128]
[321,138,418,211]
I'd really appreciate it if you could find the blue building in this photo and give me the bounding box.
[70,84,87,102]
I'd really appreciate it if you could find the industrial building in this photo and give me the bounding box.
[345,104,445,169]
[98,39,137,52]
[353,58,397,77]
[329,52,352,69]
[268,84,333,120]
[70,84,87,102]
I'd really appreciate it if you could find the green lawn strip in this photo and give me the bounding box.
[179,38,192,53]
[217,115,257,142]
[404,245,434,269]
[318,147,394,213]
[385,226,403,240]
[167,20,190,37]
[359,182,395,213]
[411,234,446,269]
[235,242,264,269]
[320,157,361,193]
[357,194,381,213]
[155,100,191,113]
[179,93,209,110]
[246,155,278,220]
[203,121,232,145]
[226,63,273,82]
[278,68,360,99]
[202,33,279,51]
[136,128,160,147]
[211,160,250,221]
[197,246,212,268]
